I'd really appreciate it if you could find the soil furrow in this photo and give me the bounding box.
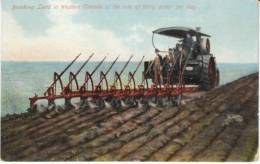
[1,73,258,161]
[168,92,257,161]
[21,107,145,161]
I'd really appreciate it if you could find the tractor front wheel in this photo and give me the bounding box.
[200,56,219,90]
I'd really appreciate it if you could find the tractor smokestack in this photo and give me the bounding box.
[196,27,201,32]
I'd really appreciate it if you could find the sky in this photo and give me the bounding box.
[1,0,259,63]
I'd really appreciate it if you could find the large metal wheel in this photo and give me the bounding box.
[216,68,220,87]
[200,56,219,90]
[200,38,211,54]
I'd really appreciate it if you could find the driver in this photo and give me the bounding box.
[153,49,163,85]
[168,48,174,65]
[180,33,193,68]
[165,48,174,70]
[183,33,193,50]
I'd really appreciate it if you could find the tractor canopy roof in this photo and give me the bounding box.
[153,26,210,38]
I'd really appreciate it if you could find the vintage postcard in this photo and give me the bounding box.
[1,0,259,162]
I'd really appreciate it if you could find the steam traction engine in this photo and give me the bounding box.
[144,27,219,91]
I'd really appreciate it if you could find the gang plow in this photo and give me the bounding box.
[29,53,199,111]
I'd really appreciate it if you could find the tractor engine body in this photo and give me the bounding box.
[144,26,219,91]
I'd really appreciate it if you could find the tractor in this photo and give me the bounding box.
[144,26,220,91]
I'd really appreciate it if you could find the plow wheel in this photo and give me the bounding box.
[157,96,172,107]
[110,98,121,110]
[200,56,219,91]
[148,96,158,108]
[176,94,182,105]
[137,97,149,109]
[156,96,164,107]
[124,97,137,107]
[97,97,106,109]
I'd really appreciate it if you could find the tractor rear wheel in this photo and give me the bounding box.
[216,68,220,87]
[200,56,218,91]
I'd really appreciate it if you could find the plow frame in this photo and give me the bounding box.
[29,54,199,109]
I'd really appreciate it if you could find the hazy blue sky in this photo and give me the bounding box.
[2,0,258,63]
